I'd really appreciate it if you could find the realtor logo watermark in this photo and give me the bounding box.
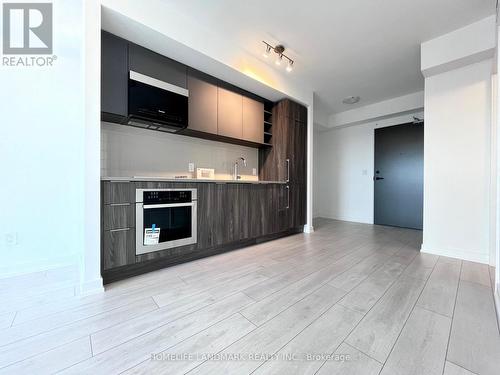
[2,2,56,66]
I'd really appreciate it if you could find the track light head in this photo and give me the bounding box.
[275,54,282,66]
[263,45,272,58]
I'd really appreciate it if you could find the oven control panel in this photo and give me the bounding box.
[143,190,193,204]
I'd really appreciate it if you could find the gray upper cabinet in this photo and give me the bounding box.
[129,44,187,88]
[101,31,128,118]
[187,72,218,134]
[217,88,243,139]
[242,97,264,143]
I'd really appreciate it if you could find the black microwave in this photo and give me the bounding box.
[126,71,188,133]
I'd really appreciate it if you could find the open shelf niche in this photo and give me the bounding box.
[263,101,273,147]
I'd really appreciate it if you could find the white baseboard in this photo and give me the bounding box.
[78,277,104,296]
[315,213,373,225]
[420,244,490,264]
[0,256,80,280]
[0,264,104,301]
[303,225,315,233]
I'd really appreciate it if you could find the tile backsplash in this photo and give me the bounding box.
[101,122,259,180]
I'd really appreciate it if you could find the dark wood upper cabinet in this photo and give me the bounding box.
[101,31,128,119]
[128,44,187,88]
[259,100,290,182]
[288,120,307,184]
[259,99,307,183]
[242,96,264,143]
[101,33,266,147]
[295,102,307,123]
[187,72,218,134]
[217,87,243,139]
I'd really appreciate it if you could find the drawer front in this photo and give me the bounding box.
[102,182,135,204]
[102,228,135,270]
[103,204,135,230]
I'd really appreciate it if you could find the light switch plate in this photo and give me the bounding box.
[188,163,195,172]
[252,168,257,176]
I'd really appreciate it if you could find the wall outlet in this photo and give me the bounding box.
[252,168,257,176]
[188,163,195,172]
[5,232,18,246]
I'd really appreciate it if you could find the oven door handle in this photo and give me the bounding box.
[142,203,195,209]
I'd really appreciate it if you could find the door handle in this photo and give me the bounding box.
[286,159,290,183]
[110,227,131,232]
[374,177,385,180]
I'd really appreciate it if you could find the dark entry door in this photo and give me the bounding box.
[374,123,424,230]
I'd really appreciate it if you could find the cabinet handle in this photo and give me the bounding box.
[286,185,290,209]
[110,203,131,207]
[286,159,290,183]
[110,227,131,232]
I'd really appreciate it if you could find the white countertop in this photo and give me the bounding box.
[101,176,286,184]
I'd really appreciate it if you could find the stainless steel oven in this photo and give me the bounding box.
[135,188,197,255]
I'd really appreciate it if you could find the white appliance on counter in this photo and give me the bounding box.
[196,168,215,180]
[135,188,197,255]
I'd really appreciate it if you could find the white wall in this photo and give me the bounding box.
[422,60,492,264]
[0,0,102,294]
[314,112,423,223]
[0,1,86,279]
[101,122,259,180]
[313,129,322,218]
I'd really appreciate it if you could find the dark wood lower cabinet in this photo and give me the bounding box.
[102,182,135,204]
[215,183,244,245]
[196,183,216,248]
[103,204,134,231]
[102,228,135,270]
[274,185,289,233]
[101,180,305,283]
[289,183,307,228]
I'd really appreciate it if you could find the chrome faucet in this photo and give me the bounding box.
[233,157,247,180]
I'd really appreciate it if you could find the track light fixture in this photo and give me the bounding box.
[262,41,294,72]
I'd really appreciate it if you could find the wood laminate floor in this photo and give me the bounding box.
[0,218,499,374]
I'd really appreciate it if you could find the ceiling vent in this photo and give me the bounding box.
[342,96,360,105]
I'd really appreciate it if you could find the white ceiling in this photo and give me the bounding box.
[162,0,495,116]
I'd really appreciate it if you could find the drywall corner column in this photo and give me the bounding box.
[491,74,498,268]
[81,0,103,295]
[304,98,315,233]
[420,17,495,265]
[421,59,492,264]
[495,25,500,320]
